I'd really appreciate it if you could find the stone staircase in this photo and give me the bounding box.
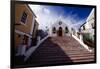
[24,36,95,66]
[51,36,95,63]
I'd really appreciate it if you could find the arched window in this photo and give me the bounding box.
[91,23,94,29]
[83,25,85,30]
[65,27,69,33]
[52,27,56,33]
[59,21,62,25]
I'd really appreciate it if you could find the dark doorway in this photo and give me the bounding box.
[58,27,62,36]
[23,35,28,45]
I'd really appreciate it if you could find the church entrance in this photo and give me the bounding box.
[58,27,62,36]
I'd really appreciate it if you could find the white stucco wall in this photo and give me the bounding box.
[49,21,71,36]
[80,8,95,34]
[85,8,95,30]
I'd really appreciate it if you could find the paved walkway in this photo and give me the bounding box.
[24,36,94,67]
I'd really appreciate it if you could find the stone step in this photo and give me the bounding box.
[26,36,95,66]
[33,55,94,60]
[36,50,93,54]
[72,58,94,62]
[30,56,94,63]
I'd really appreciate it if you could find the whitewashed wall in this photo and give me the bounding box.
[50,21,70,36]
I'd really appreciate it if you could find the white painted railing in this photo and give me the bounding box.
[72,34,92,52]
[24,35,49,61]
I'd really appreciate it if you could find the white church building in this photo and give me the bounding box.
[49,20,71,37]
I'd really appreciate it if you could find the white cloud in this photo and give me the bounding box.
[43,8,50,14]
[71,19,86,30]
[29,4,86,31]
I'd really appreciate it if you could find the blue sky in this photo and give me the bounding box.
[43,5,92,22]
[29,4,93,31]
[51,6,92,19]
